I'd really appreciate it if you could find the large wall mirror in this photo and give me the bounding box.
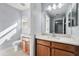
[41,3,79,36]
[43,3,72,35]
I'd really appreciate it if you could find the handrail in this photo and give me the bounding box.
[0,23,17,38]
[0,28,17,45]
[0,27,17,39]
[0,23,18,46]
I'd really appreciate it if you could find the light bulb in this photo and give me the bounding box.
[52,4,56,10]
[47,5,52,11]
[58,3,63,8]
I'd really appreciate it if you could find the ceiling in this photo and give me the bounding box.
[7,3,74,18]
[7,3,30,11]
[41,3,72,18]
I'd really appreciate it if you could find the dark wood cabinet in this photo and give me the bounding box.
[52,42,76,53]
[51,48,54,56]
[37,44,50,56]
[54,49,74,56]
[36,39,79,56]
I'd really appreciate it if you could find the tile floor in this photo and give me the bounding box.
[0,47,29,56]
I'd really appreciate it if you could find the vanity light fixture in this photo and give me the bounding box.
[47,3,64,11]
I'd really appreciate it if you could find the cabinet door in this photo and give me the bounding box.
[54,49,75,56]
[51,49,54,56]
[52,42,76,53]
[37,44,50,56]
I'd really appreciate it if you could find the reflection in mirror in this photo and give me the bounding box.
[70,3,79,36]
[41,3,73,35]
[50,16,66,34]
[68,3,78,27]
[54,18,63,34]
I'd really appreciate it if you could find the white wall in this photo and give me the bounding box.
[0,4,21,49]
[21,4,31,34]
[31,3,42,34]
[30,3,42,56]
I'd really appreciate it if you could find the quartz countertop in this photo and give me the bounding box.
[36,34,79,46]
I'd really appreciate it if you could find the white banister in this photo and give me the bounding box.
[0,23,17,38]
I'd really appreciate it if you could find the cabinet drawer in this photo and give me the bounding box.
[37,44,50,56]
[52,42,76,53]
[37,39,50,46]
[55,49,75,56]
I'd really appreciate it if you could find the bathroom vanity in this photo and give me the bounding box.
[35,34,79,56]
[35,3,79,56]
